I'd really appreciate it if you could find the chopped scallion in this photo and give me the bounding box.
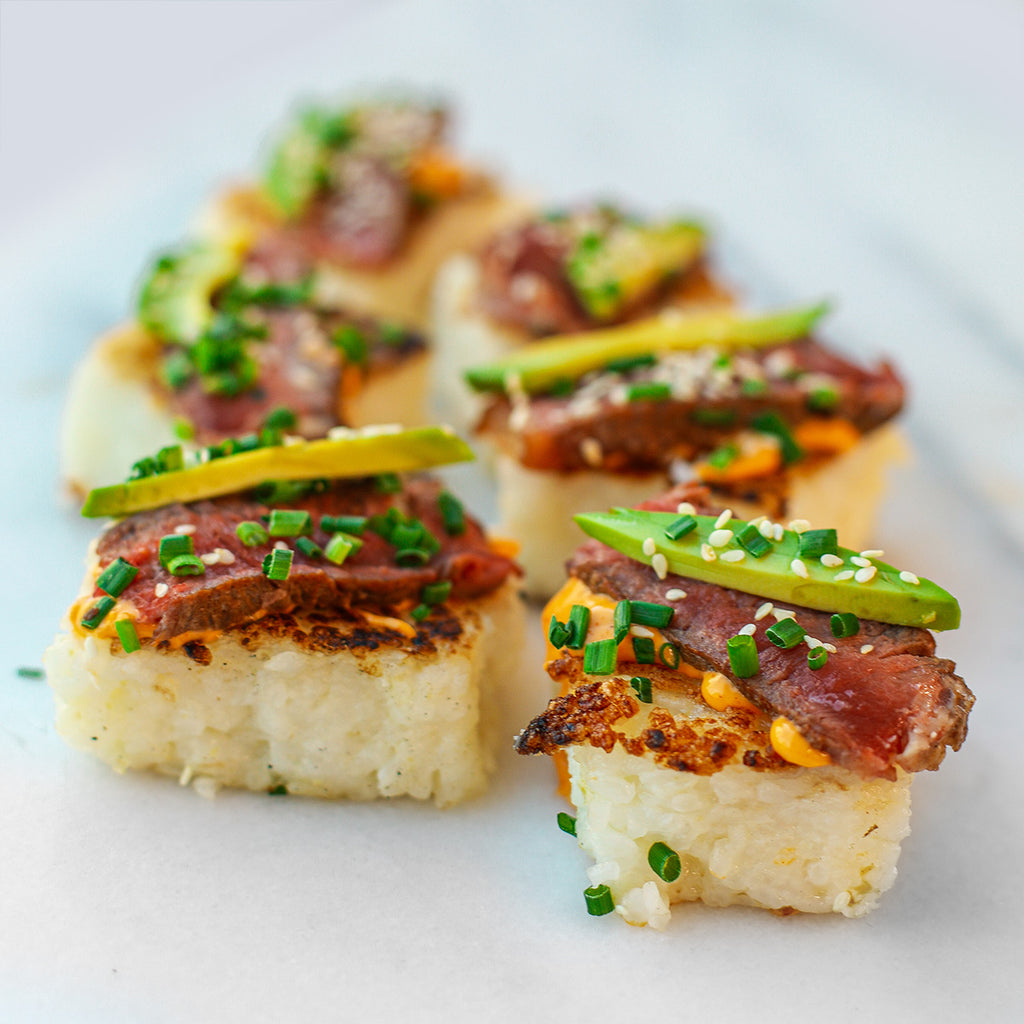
[295,536,323,559]
[262,548,293,580]
[830,612,860,638]
[321,514,366,535]
[604,354,657,374]
[410,603,432,621]
[613,600,631,644]
[548,616,571,649]
[727,633,759,677]
[557,812,577,836]
[437,491,465,536]
[648,842,682,882]
[808,647,829,670]
[395,548,430,567]
[632,635,656,664]
[808,386,838,410]
[584,884,615,916]
[707,442,739,470]
[664,515,697,541]
[332,324,368,364]
[691,407,736,427]
[236,521,269,546]
[16,667,44,679]
[156,445,184,473]
[263,406,297,431]
[376,473,402,494]
[798,528,838,559]
[95,557,138,598]
[736,522,771,558]
[626,382,671,402]
[766,617,806,649]
[566,604,591,649]
[752,411,802,463]
[583,638,618,675]
[167,554,205,576]
[630,601,674,628]
[324,533,358,565]
[80,596,115,631]
[268,509,312,537]
[159,534,194,569]
[115,619,141,653]
[421,580,452,605]
[630,676,652,703]
[658,642,681,669]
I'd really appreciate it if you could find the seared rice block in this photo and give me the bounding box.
[494,422,906,599]
[45,582,522,807]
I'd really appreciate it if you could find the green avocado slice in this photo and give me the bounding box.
[574,508,960,631]
[81,427,474,519]
[464,302,828,395]
[138,244,242,345]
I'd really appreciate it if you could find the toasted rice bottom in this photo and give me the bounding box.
[569,744,911,928]
[44,584,523,807]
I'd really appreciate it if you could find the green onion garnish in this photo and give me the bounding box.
[80,596,116,631]
[236,521,269,546]
[630,601,674,628]
[808,647,829,670]
[376,473,402,493]
[736,523,772,558]
[161,350,193,390]
[295,536,323,559]
[156,445,185,473]
[808,386,838,410]
[830,612,860,638]
[16,667,44,679]
[172,417,195,441]
[557,812,577,836]
[766,617,806,649]
[410,603,432,621]
[548,616,570,649]
[658,642,681,669]
[421,580,452,605]
[95,557,138,598]
[613,601,631,644]
[752,412,803,464]
[664,515,697,541]
[727,634,759,677]
[268,509,311,537]
[707,442,739,470]
[332,324,368,364]
[630,676,652,703]
[437,491,465,536]
[691,407,736,427]
[626,382,671,402]
[648,841,682,882]
[159,534,194,569]
[632,635,656,664]
[320,515,365,535]
[167,554,205,576]
[129,455,159,480]
[262,548,293,580]
[380,322,406,346]
[605,354,657,374]
[798,528,838,559]
[115,619,141,654]
[391,522,425,550]
[566,604,591,649]
[263,406,297,432]
[741,377,768,397]
[395,548,430,567]
[324,533,357,565]
[548,377,575,397]
[584,884,615,916]
[583,638,618,675]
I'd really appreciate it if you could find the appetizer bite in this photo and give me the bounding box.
[61,239,432,497]
[45,426,523,806]
[432,205,732,428]
[516,487,972,927]
[205,98,528,328]
[467,304,906,596]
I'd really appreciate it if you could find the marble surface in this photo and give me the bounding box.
[1,1,1022,1020]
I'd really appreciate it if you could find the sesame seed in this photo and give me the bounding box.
[720,549,745,562]
[758,520,775,540]
[328,426,356,440]
[676,501,696,515]
[851,556,872,568]
[714,509,733,529]
[820,554,844,568]
[153,582,170,599]
[508,404,530,432]
[738,623,757,636]
[174,524,196,535]
[860,549,884,559]
[834,570,855,582]
[631,625,654,638]
[899,570,920,585]
[805,635,823,648]
[216,548,236,565]
[651,553,668,579]
[642,537,657,556]
[824,643,837,654]
[860,644,874,655]
[665,588,687,601]
[787,518,811,534]
[748,515,767,528]
[773,524,784,541]
[200,551,220,565]
[580,437,603,467]
[700,543,716,562]
[755,601,774,620]
[772,608,795,621]
[790,558,809,579]
[708,529,733,548]
[854,566,877,583]
[274,541,289,551]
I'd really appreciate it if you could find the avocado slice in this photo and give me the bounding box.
[566,221,706,320]
[574,508,960,631]
[82,427,474,518]
[464,303,828,395]
[138,244,242,345]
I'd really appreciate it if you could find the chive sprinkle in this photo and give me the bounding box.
[263,406,297,432]
[159,533,194,568]
[808,647,829,670]
[736,522,772,558]
[583,638,618,675]
[630,601,674,628]
[632,635,656,665]
[605,354,656,374]
[626,382,671,402]
[584,884,615,916]
[798,528,838,559]
[691,407,736,427]
[664,515,697,540]
[727,634,759,677]
[321,514,366,535]
[332,324,368,364]
[80,596,116,630]
[95,557,138,598]
[421,580,452,605]
[324,533,358,565]
[707,442,739,470]
[830,612,860,638]
[167,554,205,576]
[268,509,312,537]
[548,616,571,648]
[262,548,293,580]
[752,412,803,464]
[613,601,631,644]
[236,521,269,546]
[410,603,432,621]
[630,676,652,703]
[156,445,184,473]
[115,619,141,653]
[395,548,430,567]
[295,536,323,559]
[566,604,591,649]
[375,473,402,494]
[808,386,838,410]
[437,491,465,535]
[391,522,425,550]
[648,842,682,882]
[557,812,577,836]
[16,667,44,679]
[766,617,806,649]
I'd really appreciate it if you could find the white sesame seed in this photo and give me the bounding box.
[216,548,236,565]
[824,643,837,654]
[154,582,169,598]
[860,644,874,655]
[174,524,196,535]
[772,608,795,621]
[642,537,657,557]
[859,549,884,559]
[820,553,844,568]
[854,566,877,584]
[630,625,654,638]
[714,509,733,529]
[200,551,220,565]
[851,556,872,568]
[676,501,696,515]
[790,558,809,579]
[700,543,716,562]
[274,541,289,551]
[327,425,356,440]
[580,437,603,467]
[720,549,745,562]
[651,553,668,579]
[787,518,811,534]
[834,570,855,582]
[758,519,775,539]
[755,601,774,620]
[748,515,767,528]
[509,404,530,432]
[899,570,920,585]
[739,623,757,636]
[665,588,687,601]
[708,529,733,548]
[805,635,824,648]
[773,524,784,541]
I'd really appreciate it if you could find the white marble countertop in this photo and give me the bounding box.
[1,1,1022,1020]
